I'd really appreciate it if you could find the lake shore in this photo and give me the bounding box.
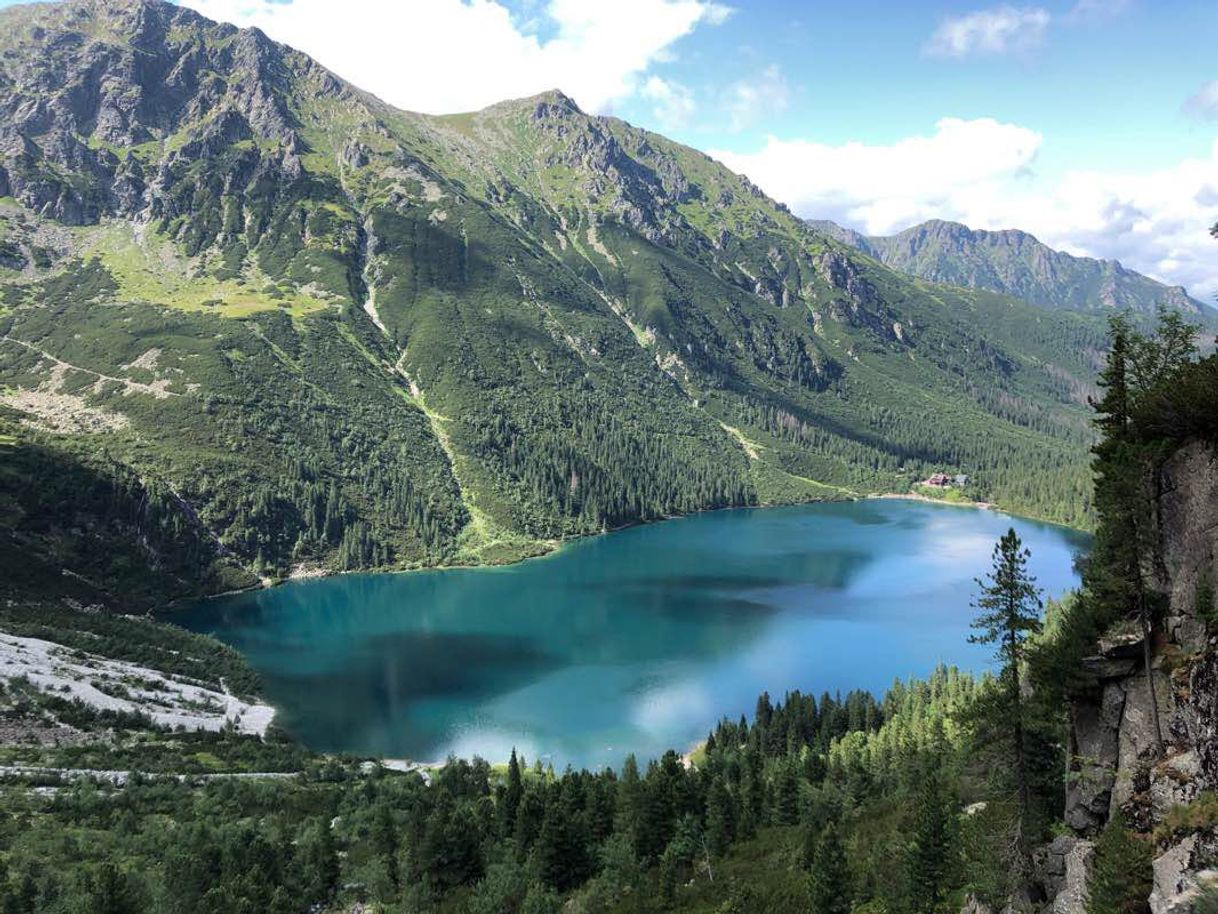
[869,491,995,510]
[166,492,1044,617]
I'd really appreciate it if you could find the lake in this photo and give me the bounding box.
[176,500,1088,770]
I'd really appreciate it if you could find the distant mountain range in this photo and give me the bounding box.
[807,218,1210,318]
[0,0,1109,606]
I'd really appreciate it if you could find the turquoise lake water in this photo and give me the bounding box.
[177,500,1088,769]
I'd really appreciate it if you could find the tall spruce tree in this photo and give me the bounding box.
[503,748,524,837]
[905,766,955,914]
[706,778,734,857]
[808,821,851,914]
[370,803,399,889]
[969,529,1042,855]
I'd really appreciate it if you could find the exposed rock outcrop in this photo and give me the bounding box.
[1149,834,1218,914]
[1033,836,1095,914]
[1050,440,1218,914]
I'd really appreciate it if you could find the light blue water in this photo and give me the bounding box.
[177,501,1086,769]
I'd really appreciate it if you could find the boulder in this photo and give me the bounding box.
[1155,442,1218,649]
[1150,835,1218,914]
[960,893,995,914]
[1149,750,1204,817]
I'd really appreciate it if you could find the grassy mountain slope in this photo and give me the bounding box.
[0,0,1102,605]
[809,217,1211,318]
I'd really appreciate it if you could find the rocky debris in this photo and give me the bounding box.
[1,386,131,434]
[0,630,275,736]
[0,716,93,748]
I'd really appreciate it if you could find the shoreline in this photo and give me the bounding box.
[164,490,1081,617]
[868,491,995,511]
[164,495,846,611]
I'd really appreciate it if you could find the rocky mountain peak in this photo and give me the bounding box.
[0,0,318,224]
[527,88,583,119]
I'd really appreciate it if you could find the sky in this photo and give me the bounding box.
[7,0,1217,299]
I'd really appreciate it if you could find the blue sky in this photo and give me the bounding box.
[611,1,1217,172]
[7,0,1217,296]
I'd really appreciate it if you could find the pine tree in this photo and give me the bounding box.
[295,820,338,905]
[775,759,800,825]
[808,822,851,914]
[1087,811,1152,914]
[616,754,644,856]
[513,789,546,856]
[969,528,1042,853]
[503,747,524,837]
[905,767,955,914]
[706,778,734,857]
[73,863,137,914]
[535,801,590,891]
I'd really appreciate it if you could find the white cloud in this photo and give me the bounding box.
[712,121,1218,300]
[923,6,1051,58]
[724,64,790,131]
[177,0,731,115]
[1184,81,1218,121]
[640,76,697,129]
[712,118,1044,231]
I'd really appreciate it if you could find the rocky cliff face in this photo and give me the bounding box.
[1046,441,1218,913]
[0,0,321,226]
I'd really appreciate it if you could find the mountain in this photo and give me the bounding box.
[0,0,1103,606]
[810,218,1210,317]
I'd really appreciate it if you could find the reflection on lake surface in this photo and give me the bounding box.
[177,500,1087,769]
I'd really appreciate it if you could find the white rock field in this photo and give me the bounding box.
[0,631,274,736]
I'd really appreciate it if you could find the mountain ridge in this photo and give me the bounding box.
[808,217,1210,317]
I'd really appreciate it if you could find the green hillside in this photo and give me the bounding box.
[0,0,1105,607]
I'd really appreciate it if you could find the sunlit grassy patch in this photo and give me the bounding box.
[76,223,334,319]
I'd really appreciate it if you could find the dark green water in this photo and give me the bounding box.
[178,501,1087,769]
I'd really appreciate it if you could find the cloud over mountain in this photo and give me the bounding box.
[179,0,731,114]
